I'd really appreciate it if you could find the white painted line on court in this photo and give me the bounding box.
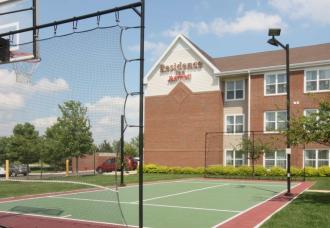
[142,203,241,213]
[210,183,302,228]
[181,180,289,188]
[60,214,72,218]
[133,183,229,203]
[52,196,241,213]
[51,196,132,204]
[255,183,310,228]
[0,210,145,228]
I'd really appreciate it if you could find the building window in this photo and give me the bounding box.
[225,79,245,101]
[264,150,287,168]
[226,150,247,167]
[265,73,287,95]
[305,68,330,92]
[304,149,330,168]
[225,114,244,134]
[264,111,287,132]
[304,109,318,117]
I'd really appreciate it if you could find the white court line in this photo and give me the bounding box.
[181,180,290,188]
[52,196,241,213]
[60,214,72,218]
[0,179,190,205]
[133,183,229,203]
[211,183,302,228]
[142,203,241,213]
[0,210,145,228]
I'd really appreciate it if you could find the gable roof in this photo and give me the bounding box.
[145,34,220,81]
[213,43,330,74]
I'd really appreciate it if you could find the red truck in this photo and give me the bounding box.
[96,157,137,173]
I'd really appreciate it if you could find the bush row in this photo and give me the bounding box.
[143,164,330,177]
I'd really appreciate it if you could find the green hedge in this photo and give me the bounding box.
[143,164,330,177]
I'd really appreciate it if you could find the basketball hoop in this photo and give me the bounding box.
[11,51,41,85]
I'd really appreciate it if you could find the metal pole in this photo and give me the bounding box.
[204,133,207,178]
[32,0,39,59]
[0,2,142,37]
[139,1,145,227]
[286,44,291,195]
[120,115,125,186]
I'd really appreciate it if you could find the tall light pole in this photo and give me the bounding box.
[267,28,292,195]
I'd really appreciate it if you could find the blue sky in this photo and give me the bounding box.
[0,0,329,144]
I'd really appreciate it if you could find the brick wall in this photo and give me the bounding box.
[71,153,115,173]
[144,82,223,167]
[250,70,329,167]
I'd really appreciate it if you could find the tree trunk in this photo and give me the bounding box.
[75,157,79,176]
[252,159,255,177]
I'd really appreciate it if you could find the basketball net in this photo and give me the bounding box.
[11,52,40,85]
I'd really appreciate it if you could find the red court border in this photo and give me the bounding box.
[217,181,313,228]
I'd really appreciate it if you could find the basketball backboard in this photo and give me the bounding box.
[0,0,39,64]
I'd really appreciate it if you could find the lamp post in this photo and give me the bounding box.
[267,28,292,195]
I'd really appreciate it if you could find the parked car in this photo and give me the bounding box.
[96,157,137,174]
[0,167,5,177]
[10,164,29,176]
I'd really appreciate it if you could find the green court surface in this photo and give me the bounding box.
[0,179,293,228]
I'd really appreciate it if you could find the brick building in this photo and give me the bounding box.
[144,34,330,169]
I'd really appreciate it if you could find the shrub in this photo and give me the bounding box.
[303,167,319,177]
[318,166,330,177]
[267,167,286,176]
[237,166,252,176]
[254,166,267,176]
[290,167,302,176]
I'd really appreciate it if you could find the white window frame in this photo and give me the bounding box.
[224,149,248,167]
[264,72,287,96]
[224,114,245,134]
[304,109,318,117]
[304,67,330,93]
[303,149,330,168]
[264,110,287,133]
[263,150,287,169]
[224,79,245,101]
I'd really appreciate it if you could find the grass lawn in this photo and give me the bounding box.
[0,173,200,199]
[262,192,330,228]
[262,177,330,227]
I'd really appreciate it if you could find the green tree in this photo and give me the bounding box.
[235,137,271,176]
[0,137,10,164]
[43,123,67,171]
[287,99,330,146]
[57,100,94,175]
[9,123,41,169]
[98,140,113,152]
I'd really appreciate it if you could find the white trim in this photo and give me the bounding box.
[224,113,245,134]
[224,149,248,167]
[264,71,287,96]
[263,110,287,133]
[304,66,330,93]
[145,34,220,81]
[263,150,287,169]
[224,79,245,101]
[303,149,330,168]
[216,60,330,77]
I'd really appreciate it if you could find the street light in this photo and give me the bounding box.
[267,28,292,196]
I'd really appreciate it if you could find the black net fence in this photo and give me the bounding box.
[205,131,306,180]
[0,6,142,227]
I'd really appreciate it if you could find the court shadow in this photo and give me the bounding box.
[9,206,63,216]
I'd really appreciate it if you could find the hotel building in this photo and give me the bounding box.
[144,35,330,169]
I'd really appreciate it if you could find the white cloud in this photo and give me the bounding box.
[269,0,330,25]
[129,41,167,61]
[163,11,285,38]
[86,96,139,143]
[0,92,24,109]
[31,116,57,132]
[32,78,69,92]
